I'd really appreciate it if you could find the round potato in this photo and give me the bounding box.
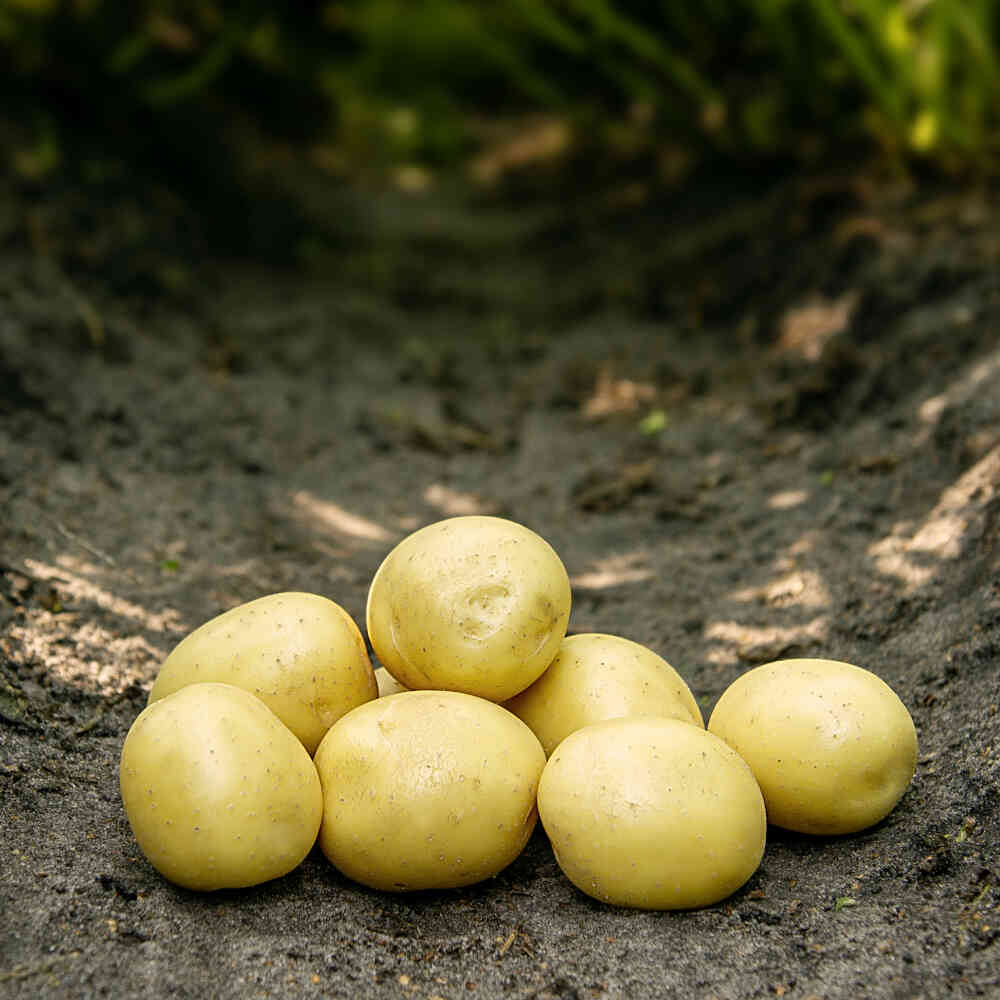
[366,516,571,702]
[374,666,408,697]
[149,592,376,754]
[314,690,546,891]
[707,658,918,835]
[538,717,766,909]
[504,633,703,755]
[120,683,323,891]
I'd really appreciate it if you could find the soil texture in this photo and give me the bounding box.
[2,164,999,999]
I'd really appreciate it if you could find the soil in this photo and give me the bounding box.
[1,158,999,1000]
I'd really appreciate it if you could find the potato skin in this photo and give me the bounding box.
[314,690,546,891]
[538,717,766,910]
[149,592,376,754]
[366,516,571,702]
[120,683,323,891]
[707,658,918,835]
[504,633,703,755]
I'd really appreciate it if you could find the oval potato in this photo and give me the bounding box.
[314,690,546,891]
[366,516,571,701]
[149,592,376,754]
[120,683,323,890]
[538,717,766,909]
[707,658,918,835]
[505,633,703,755]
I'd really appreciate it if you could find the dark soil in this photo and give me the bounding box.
[2,160,999,1000]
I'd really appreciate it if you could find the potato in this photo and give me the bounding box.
[504,633,703,755]
[538,717,766,910]
[707,658,918,835]
[366,516,571,702]
[149,592,376,754]
[374,666,408,697]
[314,690,546,891]
[120,683,323,890]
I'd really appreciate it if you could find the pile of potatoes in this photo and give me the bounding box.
[121,516,918,909]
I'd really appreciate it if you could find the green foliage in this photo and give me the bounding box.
[0,0,997,176]
[638,409,668,436]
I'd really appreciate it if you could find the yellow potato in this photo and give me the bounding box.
[149,592,376,754]
[707,658,918,835]
[366,516,571,701]
[314,690,546,891]
[504,633,703,755]
[374,666,408,697]
[538,717,766,909]
[120,683,323,891]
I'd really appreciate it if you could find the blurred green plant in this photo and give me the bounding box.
[1,0,997,185]
[638,408,668,435]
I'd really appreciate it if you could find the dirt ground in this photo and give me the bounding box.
[1,159,999,999]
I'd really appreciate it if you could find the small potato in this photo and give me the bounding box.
[504,633,703,755]
[149,592,376,754]
[374,666,408,697]
[366,516,571,702]
[538,717,766,910]
[120,683,323,890]
[314,690,546,891]
[707,658,918,835]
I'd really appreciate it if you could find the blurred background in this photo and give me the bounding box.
[1,0,997,271]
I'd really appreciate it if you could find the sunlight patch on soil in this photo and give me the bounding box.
[784,534,817,557]
[917,348,1000,437]
[777,291,859,361]
[869,445,1000,591]
[423,483,498,517]
[569,550,654,590]
[292,490,397,544]
[868,527,935,590]
[9,616,163,694]
[582,365,656,420]
[24,559,185,633]
[704,615,829,666]
[729,570,832,610]
[768,489,810,510]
